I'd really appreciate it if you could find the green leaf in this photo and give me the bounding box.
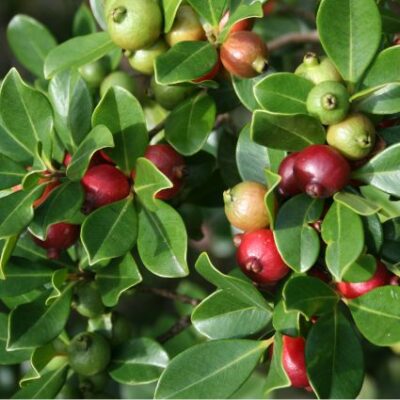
[362,214,383,256]
[47,269,69,304]
[162,0,184,32]
[192,289,271,339]
[254,73,314,114]
[187,0,227,26]
[348,286,400,346]
[351,83,400,115]
[321,201,364,280]
[342,254,376,283]
[0,235,18,280]
[232,74,265,111]
[333,191,380,216]
[317,0,381,86]
[7,14,57,78]
[44,32,116,79]
[7,286,72,350]
[274,194,324,273]
[251,111,325,151]
[95,254,142,307]
[0,184,45,238]
[283,276,339,318]
[109,338,169,385]
[73,4,97,36]
[363,46,400,87]
[306,307,364,399]
[155,41,218,84]
[165,93,216,156]
[352,143,400,197]
[89,0,107,31]
[138,201,188,278]
[66,125,114,181]
[155,339,268,399]
[380,8,400,34]
[133,158,172,212]
[29,182,84,240]
[272,296,301,337]
[48,69,93,153]
[0,154,26,190]
[92,86,148,174]
[82,196,137,265]
[0,313,31,365]
[265,170,281,229]
[195,253,271,311]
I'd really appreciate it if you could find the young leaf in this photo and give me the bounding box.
[138,201,189,278]
[317,0,381,86]
[95,253,142,307]
[155,339,268,399]
[274,194,324,273]
[187,0,227,27]
[165,93,216,156]
[109,338,169,385]
[306,307,364,399]
[251,111,325,151]
[44,32,116,79]
[7,14,57,78]
[162,0,184,32]
[92,86,148,174]
[81,196,138,265]
[0,154,26,190]
[254,73,314,114]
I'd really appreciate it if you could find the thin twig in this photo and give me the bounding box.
[157,315,192,343]
[139,287,201,306]
[267,30,319,52]
[148,120,166,138]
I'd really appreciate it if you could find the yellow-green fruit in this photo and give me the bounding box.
[79,60,108,88]
[166,5,205,47]
[106,0,162,51]
[327,113,376,160]
[74,282,104,319]
[295,52,342,84]
[100,71,139,98]
[128,39,169,75]
[223,181,269,232]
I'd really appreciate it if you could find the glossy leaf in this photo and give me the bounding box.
[81,196,137,265]
[0,154,26,190]
[348,286,400,346]
[165,93,216,156]
[254,73,314,114]
[96,253,142,307]
[232,74,266,111]
[342,254,376,283]
[321,201,364,280]
[265,170,281,229]
[162,0,183,32]
[44,32,116,79]
[109,338,169,385]
[317,0,381,86]
[89,0,107,31]
[0,235,18,280]
[7,14,57,78]
[73,4,97,36]
[333,191,380,216]
[92,87,148,174]
[138,201,188,278]
[155,339,268,399]
[274,194,324,272]
[251,111,325,151]
[272,297,301,337]
[187,0,227,26]
[362,214,383,256]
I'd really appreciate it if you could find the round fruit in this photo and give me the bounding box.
[263,0,277,15]
[193,60,220,83]
[142,144,185,200]
[33,223,80,259]
[67,332,111,376]
[219,11,254,34]
[220,31,268,78]
[79,372,108,395]
[327,113,376,160]
[282,335,310,389]
[150,76,196,110]
[105,0,162,51]
[236,229,290,284]
[295,53,342,84]
[34,179,60,208]
[165,5,205,47]
[100,71,139,98]
[111,313,133,346]
[336,260,392,299]
[79,60,108,89]
[278,152,301,197]
[128,39,168,75]
[306,81,350,125]
[74,282,104,319]
[293,145,351,198]
[223,181,269,232]
[81,164,131,211]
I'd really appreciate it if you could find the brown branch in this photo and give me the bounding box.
[157,315,192,343]
[139,287,201,306]
[148,120,166,138]
[267,30,319,52]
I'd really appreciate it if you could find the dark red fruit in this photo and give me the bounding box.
[219,11,254,34]
[336,260,392,299]
[33,223,80,259]
[63,153,73,167]
[142,144,185,200]
[220,31,268,78]
[282,336,310,389]
[278,152,301,197]
[98,150,115,164]
[193,60,220,83]
[293,145,350,198]
[263,0,277,16]
[81,164,131,211]
[236,229,290,284]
